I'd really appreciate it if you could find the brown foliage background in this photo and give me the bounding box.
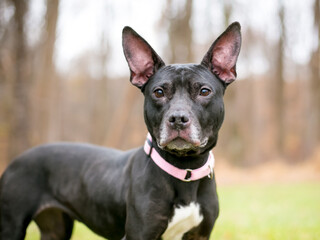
[0,0,320,173]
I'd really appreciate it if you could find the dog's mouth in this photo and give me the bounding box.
[164,138,198,156]
[158,134,208,156]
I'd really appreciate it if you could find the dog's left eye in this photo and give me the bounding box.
[154,88,164,98]
[200,88,211,96]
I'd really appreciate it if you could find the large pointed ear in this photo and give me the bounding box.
[122,27,165,88]
[201,22,241,85]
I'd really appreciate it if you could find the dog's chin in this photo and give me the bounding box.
[160,138,202,156]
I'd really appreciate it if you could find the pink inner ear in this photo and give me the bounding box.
[124,36,155,87]
[128,58,154,87]
[212,45,236,69]
[212,46,237,83]
[211,27,241,83]
[212,67,236,84]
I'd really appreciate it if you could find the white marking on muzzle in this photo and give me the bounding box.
[158,113,202,149]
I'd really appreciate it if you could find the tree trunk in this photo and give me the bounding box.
[8,0,30,159]
[104,85,139,149]
[223,0,232,28]
[307,0,320,154]
[34,0,59,143]
[274,2,285,157]
[167,0,193,63]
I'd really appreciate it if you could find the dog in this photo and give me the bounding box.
[0,22,241,240]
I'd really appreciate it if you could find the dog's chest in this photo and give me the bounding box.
[162,202,203,240]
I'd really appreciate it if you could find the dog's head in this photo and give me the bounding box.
[122,23,241,156]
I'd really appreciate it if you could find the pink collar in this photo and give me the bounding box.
[144,134,215,182]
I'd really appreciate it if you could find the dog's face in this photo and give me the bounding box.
[143,64,225,156]
[123,23,241,156]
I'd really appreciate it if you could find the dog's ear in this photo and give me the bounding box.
[122,27,165,88]
[201,22,241,85]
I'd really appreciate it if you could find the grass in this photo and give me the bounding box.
[211,182,320,240]
[26,221,105,240]
[25,182,320,240]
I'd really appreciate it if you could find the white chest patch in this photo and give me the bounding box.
[162,202,203,240]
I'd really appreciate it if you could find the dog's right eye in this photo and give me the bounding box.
[154,88,164,98]
[200,88,211,97]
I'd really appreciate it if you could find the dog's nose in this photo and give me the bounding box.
[168,113,190,129]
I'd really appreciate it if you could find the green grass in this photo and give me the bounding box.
[26,221,105,240]
[211,182,320,240]
[25,182,320,240]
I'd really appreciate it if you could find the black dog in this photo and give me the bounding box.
[0,22,241,240]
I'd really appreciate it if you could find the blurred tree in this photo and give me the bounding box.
[301,0,320,159]
[104,83,140,148]
[34,0,60,143]
[88,34,110,145]
[0,0,15,167]
[309,0,320,148]
[223,0,232,28]
[220,0,244,163]
[8,0,31,160]
[274,1,286,157]
[165,0,193,63]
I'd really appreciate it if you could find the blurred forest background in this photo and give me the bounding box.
[0,0,320,173]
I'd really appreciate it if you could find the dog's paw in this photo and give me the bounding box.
[182,228,208,240]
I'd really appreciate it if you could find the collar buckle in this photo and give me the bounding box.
[183,169,193,182]
[208,164,214,179]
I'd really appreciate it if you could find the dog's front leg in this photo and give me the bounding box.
[181,204,218,240]
[123,200,170,240]
[123,187,172,240]
[182,179,219,240]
